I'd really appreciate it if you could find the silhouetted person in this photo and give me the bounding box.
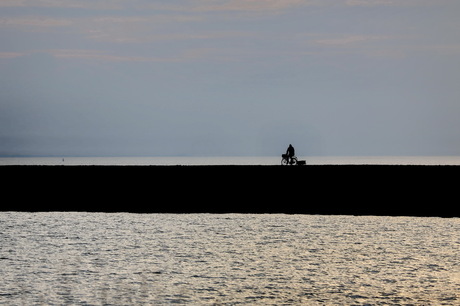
[286,144,295,164]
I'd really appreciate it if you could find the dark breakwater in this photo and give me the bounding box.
[3,165,459,217]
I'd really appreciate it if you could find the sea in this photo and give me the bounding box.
[2,155,460,165]
[1,213,458,305]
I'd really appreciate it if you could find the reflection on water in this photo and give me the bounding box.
[1,213,459,304]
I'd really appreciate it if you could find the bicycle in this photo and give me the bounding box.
[281,154,298,165]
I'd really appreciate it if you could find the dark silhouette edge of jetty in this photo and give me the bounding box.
[2,165,459,218]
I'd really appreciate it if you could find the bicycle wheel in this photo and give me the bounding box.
[290,157,298,165]
[281,158,288,165]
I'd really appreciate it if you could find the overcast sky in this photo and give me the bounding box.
[1,0,459,156]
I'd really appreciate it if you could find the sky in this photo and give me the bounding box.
[1,0,460,157]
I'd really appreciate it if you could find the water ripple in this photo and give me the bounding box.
[1,212,459,305]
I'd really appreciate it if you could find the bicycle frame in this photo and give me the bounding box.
[281,154,298,165]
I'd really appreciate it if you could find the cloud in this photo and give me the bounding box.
[15,48,219,63]
[345,0,396,6]
[0,52,25,59]
[313,35,390,46]
[0,0,124,9]
[0,17,73,27]
[81,14,206,44]
[345,0,455,7]
[191,0,308,12]
[0,0,451,11]
[1,13,204,44]
[43,49,179,62]
[142,0,324,15]
[0,0,308,11]
[301,34,414,59]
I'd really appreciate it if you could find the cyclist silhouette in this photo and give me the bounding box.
[286,144,295,164]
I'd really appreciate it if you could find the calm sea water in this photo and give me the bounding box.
[2,156,460,165]
[1,213,458,305]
